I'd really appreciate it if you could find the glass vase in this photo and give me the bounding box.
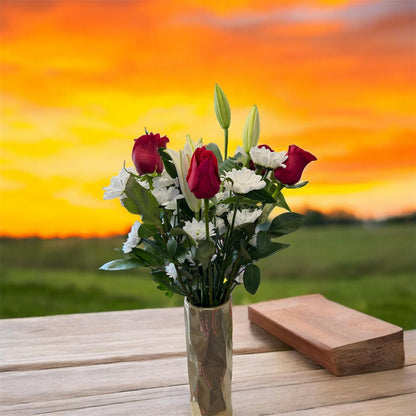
[184,298,233,416]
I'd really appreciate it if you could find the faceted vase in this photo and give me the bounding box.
[184,298,233,416]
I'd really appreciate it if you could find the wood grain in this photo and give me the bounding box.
[0,305,414,415]
[0,305,287,371]
[248,294,405,376]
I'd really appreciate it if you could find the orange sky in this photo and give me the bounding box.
[1,0,415,237]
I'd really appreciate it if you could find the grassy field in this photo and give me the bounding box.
[1,223,415,329]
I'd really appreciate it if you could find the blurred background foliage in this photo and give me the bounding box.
[1,211,415,330]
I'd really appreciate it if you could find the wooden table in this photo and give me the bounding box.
[1,306,415,415]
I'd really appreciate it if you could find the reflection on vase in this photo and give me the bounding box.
[184,298,233,416]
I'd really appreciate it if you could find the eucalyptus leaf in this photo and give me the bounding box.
[99,258,145,271]
[243,264,261,295]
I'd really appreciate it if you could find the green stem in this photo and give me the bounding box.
[204,199,214,306]
[224,128,229,160]
[223,254,241,303]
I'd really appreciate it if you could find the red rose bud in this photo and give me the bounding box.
[274,144,317,185]
[186,146,221,199]
[132,133,169,175]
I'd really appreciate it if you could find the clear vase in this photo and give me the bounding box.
[184,298,233,416]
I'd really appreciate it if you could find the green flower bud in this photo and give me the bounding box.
[242,105,260,153]
[214,84,231,130]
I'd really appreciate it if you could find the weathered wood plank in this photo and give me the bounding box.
[1,363,414,415]
[249,294,405,376]
[1,335,414,414]
[0,350,320,406]
[276,392,416,415]
[0,306,287,371]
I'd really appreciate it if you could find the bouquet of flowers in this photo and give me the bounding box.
[101,85,316,307]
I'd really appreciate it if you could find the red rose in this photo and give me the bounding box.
[186,146,221,199]
[274,145,317,185]
[132,132,169,175]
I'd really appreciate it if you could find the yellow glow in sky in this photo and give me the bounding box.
[0,0,415,237]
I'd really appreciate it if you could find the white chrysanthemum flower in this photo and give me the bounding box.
[103,167,136,200]
[216,204,228,216]
[122,221,141,253]
[223,167,266,194]
[234,145,248,164]
[151,185,184,209]
[216,190,232,202]
[250,147,288,169]
[153,170,177,189]
[227,208,262,227]
[215,217,227,236]
[183,218,215,241]
[165,263,177,280]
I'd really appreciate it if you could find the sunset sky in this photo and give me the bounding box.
[1,0,415,237]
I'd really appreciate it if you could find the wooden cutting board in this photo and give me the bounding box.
[248,294,404,376]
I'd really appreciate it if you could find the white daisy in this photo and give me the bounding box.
[183,218,215,241]
[227,208,262,227]
[122,221,141,253]
[223,167,266,194]
[250,147,287,169]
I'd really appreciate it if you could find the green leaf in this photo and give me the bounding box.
[194,240,216,267]
[243,264,261,295]
[121,196,140,215]
[132,247,163,267]
[137,223,158,239]
[283,181,309,189]
[274,191,291,211]
[206,143,224,165]
[251,242,289,260]
[269,212,304,238]
[246,188,275,203]
[151,270,183,296]
[124,175,161,225]
[257,230,271,254]
[167,238,178,256]
[219,157,239,176]
[239,240,251,260]
[158,148,177,178]
[99,258,145,271]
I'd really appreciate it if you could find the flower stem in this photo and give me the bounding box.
[204,199,214,306]
[224,128,229,159]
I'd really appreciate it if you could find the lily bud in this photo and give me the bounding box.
[214,84,231,130]
[242,105,260,153]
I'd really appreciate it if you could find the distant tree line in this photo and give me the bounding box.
[302,209,416,226]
